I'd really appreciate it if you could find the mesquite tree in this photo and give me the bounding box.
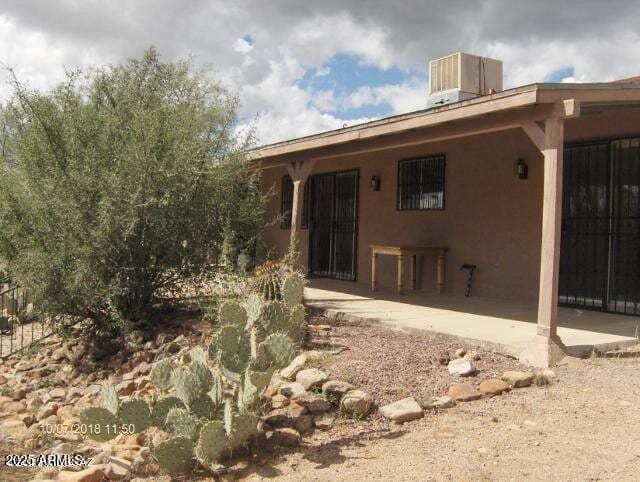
[0,47,265,334]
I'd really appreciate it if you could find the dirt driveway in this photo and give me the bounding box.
[247,319,640,481]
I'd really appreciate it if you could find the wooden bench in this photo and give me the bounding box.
[370,245,447,294]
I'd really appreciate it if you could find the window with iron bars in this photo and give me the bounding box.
[397,154,446,211]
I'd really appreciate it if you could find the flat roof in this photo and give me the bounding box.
[252,82,640,160]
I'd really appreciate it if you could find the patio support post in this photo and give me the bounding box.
[286,160,315,246]
[520,106,577,367]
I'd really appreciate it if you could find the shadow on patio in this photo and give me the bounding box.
[304,279,640,358]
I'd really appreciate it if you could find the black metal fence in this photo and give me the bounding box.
[0,285,56,358]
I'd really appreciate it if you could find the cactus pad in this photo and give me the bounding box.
[118,398,151,433]
[150,358,174,392]
[260,301,287,335]
[207,370,224,406]
[171,367,202,407]
[218,359,243,383]
[244,293,264,326]
[258,333,295,368]
[190,346,207,365]
[189,360,214,395]
[247,367,276,391]
[194,420,228,465]
[288,304,307,345]
[218,301,248,329]
[218,325,244,357]
[151,396,185,428]
[165,407,200,441]
[189,394,217,420]
[227,412,259,448]
[99,383,118,415]
[281,272,306,306]
[78,407,120,442]
[154,436,194,473]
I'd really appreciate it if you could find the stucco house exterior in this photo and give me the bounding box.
[252,52,640,366]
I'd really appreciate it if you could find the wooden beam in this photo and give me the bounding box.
[537,114,564,340]
[258,104,560,170]
[521,120,545,151]
[521,99,579,152]
[286,159,315,245]
[254,89,539,159]
[520,114,568,367]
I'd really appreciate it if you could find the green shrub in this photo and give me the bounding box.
[0,47,265,335]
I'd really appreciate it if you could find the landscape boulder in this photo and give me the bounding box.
[448,383,482,402]
[293,393,331,414]
[280,354,307,380]
[278,382,306,399]
[448,358,476,377]
[314,414,335,431]
[419,395,456,410]
[322,380,355,404]
[379,397,424,423]
[57,466,107,482]
[339,389,372,416]
[1,419,28,438]
[479,378,510,395]
[268,427,301,447]
[295,368,328,390]
[501,371,535,388]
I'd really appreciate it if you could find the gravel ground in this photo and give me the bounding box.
[244,316,640,481]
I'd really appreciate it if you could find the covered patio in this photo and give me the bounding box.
[256,82,640,367]
[305,279,639,357]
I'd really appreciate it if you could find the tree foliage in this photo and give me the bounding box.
[0,47,265,333]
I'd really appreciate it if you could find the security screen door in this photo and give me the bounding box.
[308,170,359,281]
[559,137,640,315]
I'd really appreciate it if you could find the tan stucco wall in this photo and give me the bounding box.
[259,108,640,304]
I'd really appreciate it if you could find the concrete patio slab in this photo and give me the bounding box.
[304,280,640,358]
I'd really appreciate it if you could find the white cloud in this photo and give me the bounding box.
[346,78,427,114]
[233,37,254,54]
[0,1,639,145]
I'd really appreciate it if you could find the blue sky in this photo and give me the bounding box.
[299,53,423,119]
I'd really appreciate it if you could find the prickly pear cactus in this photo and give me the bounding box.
[244,293,264,326]
[194,420,228,465]
[258,333,296,368]
[154,436,194,473]
[226,411,259,448]
[219,301,248,329]
[150,358,174,392]
[247,367,276,391]
[165,407,200,441]
[171,367,202,407]
[189,394,217,419]
[256,301,287,340]
[190,346,207,365]
[151,396,185,428]
[78,407,120,442]
[218,325,245,358]
[208,371,223,406]
[281,272,306,307]
[99,383,118,415]
[287,304,307,346]
[217,325,251,382]
[189,361,214,395]
[118,399,151,433]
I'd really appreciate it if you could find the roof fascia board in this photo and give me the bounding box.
[253,88,539,160]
